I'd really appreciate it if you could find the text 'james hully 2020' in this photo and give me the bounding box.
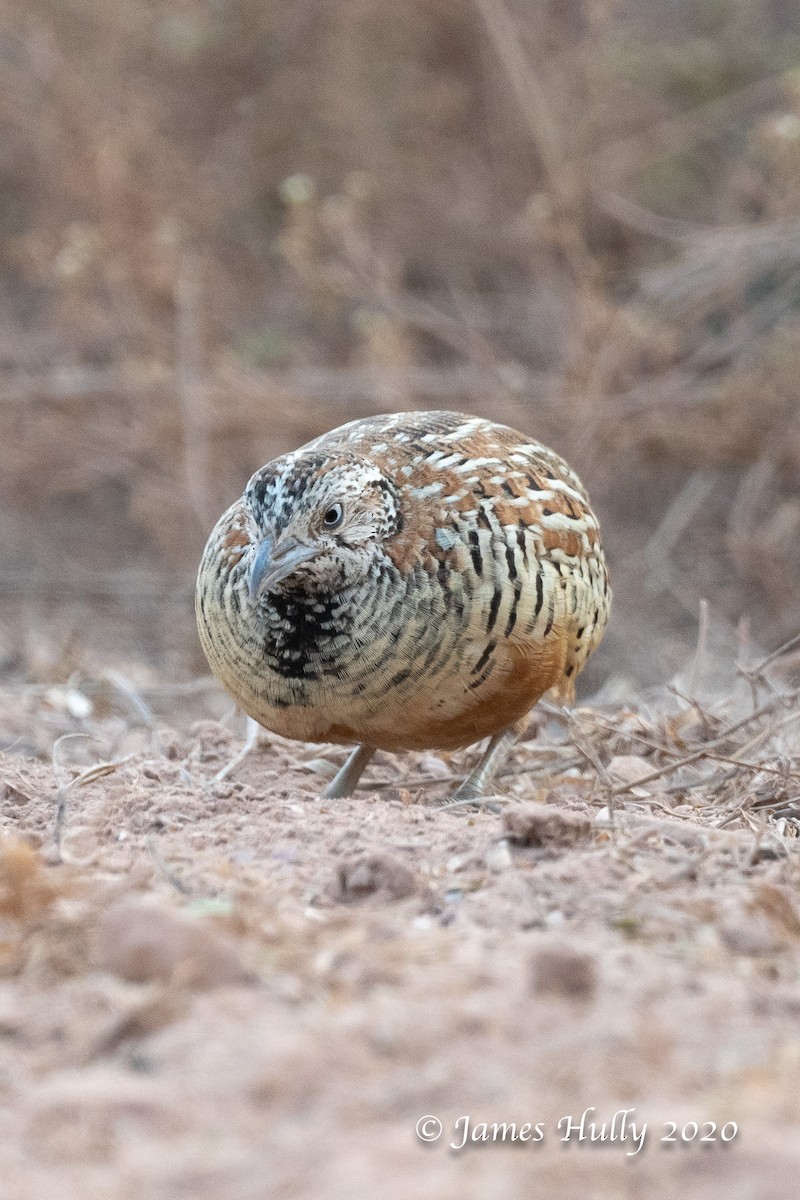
[415,1109,739,1156]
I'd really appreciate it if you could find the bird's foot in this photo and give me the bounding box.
[443,783,504,812]
[450,726,521,804]
[449,779,486,804]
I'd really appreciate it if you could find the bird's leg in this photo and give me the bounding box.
[321,744,375,799]
[451,726,521,802]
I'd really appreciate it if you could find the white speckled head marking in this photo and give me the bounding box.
[242,453,402,599]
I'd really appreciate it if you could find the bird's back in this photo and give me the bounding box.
[296,411,610,744]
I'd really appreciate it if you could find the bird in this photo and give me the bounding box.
[196,411,610,801]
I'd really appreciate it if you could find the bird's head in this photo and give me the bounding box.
[236,452,402,604]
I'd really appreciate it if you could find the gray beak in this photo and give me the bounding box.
[248,535,317,603]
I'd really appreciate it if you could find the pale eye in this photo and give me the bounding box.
[322,503,344,529]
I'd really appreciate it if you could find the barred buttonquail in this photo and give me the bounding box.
[196,411,610,800]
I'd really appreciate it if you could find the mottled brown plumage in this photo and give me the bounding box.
[196,411,610,798]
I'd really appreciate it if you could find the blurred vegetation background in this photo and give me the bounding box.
[2,0,800,695]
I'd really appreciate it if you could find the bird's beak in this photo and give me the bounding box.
[248,535,317,603]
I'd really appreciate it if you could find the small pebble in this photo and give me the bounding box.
[484,839,513,873]
[504,803,591,847]
[531,942,597,999]
[333,854,417,902]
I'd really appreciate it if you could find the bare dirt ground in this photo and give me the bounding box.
[1,647,800,1200]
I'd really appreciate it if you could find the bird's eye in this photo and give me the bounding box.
[322,503,344,529]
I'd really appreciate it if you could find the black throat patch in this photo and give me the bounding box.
[262,591,350,680]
